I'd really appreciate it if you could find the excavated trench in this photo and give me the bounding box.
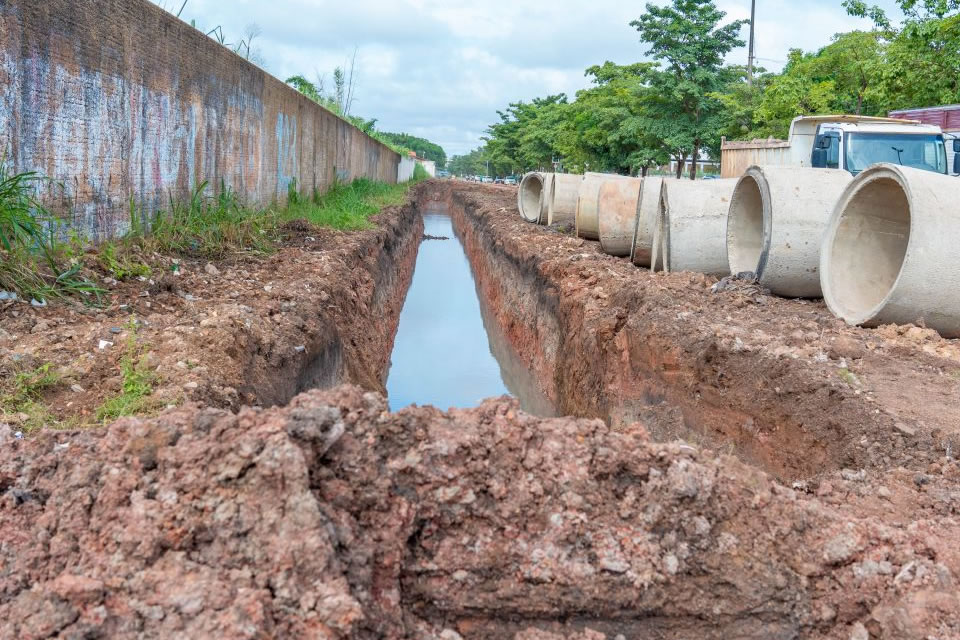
[6,181,960,639]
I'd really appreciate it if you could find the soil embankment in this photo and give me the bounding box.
[432,182,960,483]
[0,186,425,424]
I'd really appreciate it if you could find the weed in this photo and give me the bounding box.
[837,368,861,386]
[0,162,104,304]
[0,362,64,435]
[137,180,276,259]
[98,242,151,280]
[281,178,412,230]
[413,162,430,182]
[95,318,156,422]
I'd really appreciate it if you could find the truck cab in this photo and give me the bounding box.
[805,118,948,175]
[720,115,952,178]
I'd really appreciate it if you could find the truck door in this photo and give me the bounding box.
[811,127,841,170]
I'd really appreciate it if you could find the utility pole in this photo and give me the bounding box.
[747,0,756,86]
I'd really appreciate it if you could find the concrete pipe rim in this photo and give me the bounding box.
[629,177,646,264]
[537,174,553,225]
[652,181,671,272]
[726,167,772,279]
[820,164,913,326]
[518,173,544,223]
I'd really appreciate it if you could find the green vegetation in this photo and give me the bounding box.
[0,156,420,304]
[0,162,104,304]
[283,178,414,230]
[98,242,151,280]
[133,180,276,259]
[95,319,156,422]
[452,0,960,179]
[378,132,447,169]
[0,362,63,435]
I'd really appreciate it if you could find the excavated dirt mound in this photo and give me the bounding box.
[2,386,959,639]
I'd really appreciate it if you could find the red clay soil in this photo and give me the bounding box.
[3,180,960,639]
[436,182,960,485]
[1,387,958,639]
[0,188,423,425]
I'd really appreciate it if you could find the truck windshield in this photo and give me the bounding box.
[845,133,947,175]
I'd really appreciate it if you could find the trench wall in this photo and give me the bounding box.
[0,0,400,239]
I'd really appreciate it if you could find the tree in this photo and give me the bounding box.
[631,0,747,179]
[843,0,960,109]
[568,62,667,175]
[378,133,448,169]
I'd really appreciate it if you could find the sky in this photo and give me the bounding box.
[155,0,905,157]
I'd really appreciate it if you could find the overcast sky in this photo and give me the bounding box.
[157,0,904,157]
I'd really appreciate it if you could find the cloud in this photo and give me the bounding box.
[159,0,906,157]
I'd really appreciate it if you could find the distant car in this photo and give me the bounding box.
[494,177,504,184]
[482,176,494,183]
[504,176,517,185]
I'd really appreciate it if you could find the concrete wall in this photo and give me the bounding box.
[418,159,437,177]
[0,0,400,239]
[398,157,417,183]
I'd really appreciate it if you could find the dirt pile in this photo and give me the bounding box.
[2,386,958,639]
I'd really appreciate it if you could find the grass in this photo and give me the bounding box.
[97,242,151,280]
[95,319,157,422]
[0,162,105,304]
[281,177,415,230]
[0,362,64,435]
[1,161,423,306]
[132,180,277,259]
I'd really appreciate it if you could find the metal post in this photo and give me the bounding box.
[747,0,756,86]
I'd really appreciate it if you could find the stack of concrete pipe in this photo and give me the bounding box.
[518,163,960,337]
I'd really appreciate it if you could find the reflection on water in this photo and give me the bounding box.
[386,203,556,415]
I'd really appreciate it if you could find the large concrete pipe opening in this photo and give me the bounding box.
[822,164,960,336]
[822,169,910,326]
[518,173,544,223]
[726,172,766,276]
[728,166,853,298]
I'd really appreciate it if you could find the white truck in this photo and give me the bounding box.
[720,115,955,178]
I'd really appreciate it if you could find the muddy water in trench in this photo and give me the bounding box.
[386,203,556,415]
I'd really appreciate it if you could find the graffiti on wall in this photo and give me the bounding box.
[0,0,400,239]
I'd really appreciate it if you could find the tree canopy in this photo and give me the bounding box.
[452,0,960,180]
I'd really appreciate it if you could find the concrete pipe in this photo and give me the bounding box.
[727,166,852,298]
[517,172,545,223]
[629,177,665,268]
[537,173,554,224]
[548,173,583,226]
[597,177,644,256]
[652,178,737,276]
[576,172,629,240]
[820,163,960,337]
